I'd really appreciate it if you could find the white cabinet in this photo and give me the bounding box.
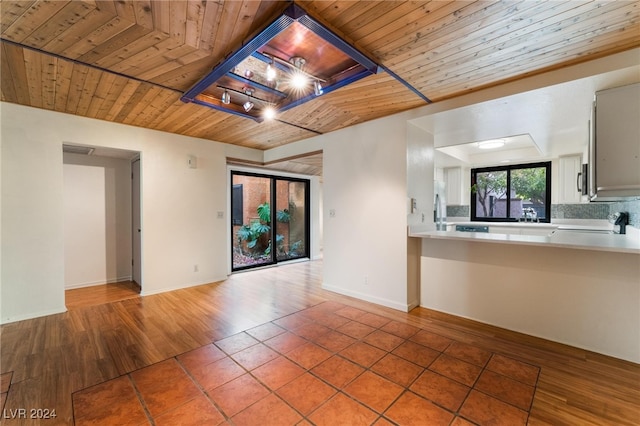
[444,167,463,205]
[591,82,640,200]
[558,155,582,203]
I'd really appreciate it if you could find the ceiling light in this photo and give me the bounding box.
[313,81,323,96]
[221,90,230,104]
[291,72,308,89]
[181,4,380,121]
[263,106,276,120]
[266,63,276,81]
[478,139,505,149]
[242,87,255,112]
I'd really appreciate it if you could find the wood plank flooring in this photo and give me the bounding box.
[65,281,140,310]
[1,260,639,425]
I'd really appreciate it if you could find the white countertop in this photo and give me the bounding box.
[410,225,640,254]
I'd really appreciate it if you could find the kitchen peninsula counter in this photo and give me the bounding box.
[410,228,640,254]
[413,224,640,363]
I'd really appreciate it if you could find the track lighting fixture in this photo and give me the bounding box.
[266,61,276,82]
[181,4,380,121]
[221,90,230,104]
[242,87,255,112]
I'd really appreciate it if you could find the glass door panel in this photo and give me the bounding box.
[473,170,508,219]
[231,171,310,272]
[231,174,274,270]
[275,180,308,262]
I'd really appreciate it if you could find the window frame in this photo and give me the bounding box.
[470,161,552,223]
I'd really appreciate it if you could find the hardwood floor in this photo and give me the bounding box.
[1,260,638,425]
[65,281,140,310]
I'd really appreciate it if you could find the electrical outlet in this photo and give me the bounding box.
[194,264,199,272]
[217,211,224,219]
[364,275,368,286]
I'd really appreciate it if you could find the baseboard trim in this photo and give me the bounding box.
[321,283,412,312]
[1,307,67,325]
[140,276,228,297]
[65,276,133,290]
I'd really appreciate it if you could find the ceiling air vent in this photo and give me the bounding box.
[62,144,95,155]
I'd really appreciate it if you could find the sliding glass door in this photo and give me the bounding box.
[275,179,308,262]
[231,171,310,271]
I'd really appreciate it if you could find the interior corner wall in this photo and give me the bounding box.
[1,102,252,323]
[63,153,132,289]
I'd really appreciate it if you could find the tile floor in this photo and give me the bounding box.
[72,301,540,425]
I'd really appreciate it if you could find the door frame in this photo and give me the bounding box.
[131,157,142,287]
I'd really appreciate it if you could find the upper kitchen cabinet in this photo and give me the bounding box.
[590,83,640,201]
[558,155,583,204]
[444,167,464,206]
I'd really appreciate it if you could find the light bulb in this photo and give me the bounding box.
[263,106,276,120]
[291,72,308,89]
[266,63,276,81]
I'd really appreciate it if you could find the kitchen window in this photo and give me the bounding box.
[471,161,551,223]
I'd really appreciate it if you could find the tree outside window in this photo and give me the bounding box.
[471,162,551,222]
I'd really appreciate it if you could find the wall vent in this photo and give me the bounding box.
[63,144,95,155]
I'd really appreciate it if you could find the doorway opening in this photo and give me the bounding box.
[231,171,310,271]
[62,144,142,309]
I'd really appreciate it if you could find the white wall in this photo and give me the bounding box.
[266,113,414,311]
[420,239,640,363]
[1,102,262,323]
[1,109,66,321]
[63,153,132,288]
[322,116,410,310]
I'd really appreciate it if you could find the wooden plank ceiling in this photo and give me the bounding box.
[2,0,639,152]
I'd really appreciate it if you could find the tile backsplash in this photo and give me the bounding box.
[447,200,640,227]
[446,205,470,218]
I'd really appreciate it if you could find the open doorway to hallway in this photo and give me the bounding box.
[62,144,141,308]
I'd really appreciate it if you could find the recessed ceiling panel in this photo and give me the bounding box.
[180,4,379,122]
[436,134,542,166]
